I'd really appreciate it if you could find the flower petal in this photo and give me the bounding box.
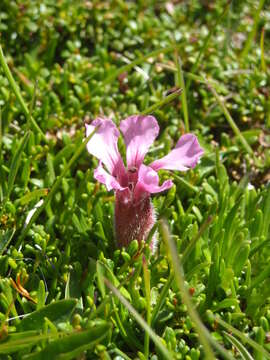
[134,164,173,201]
[150,134,204,171]
[94,162,124,191]
[120,115,159,169]
[86,118,125,176]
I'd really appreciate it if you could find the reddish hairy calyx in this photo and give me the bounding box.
[114,191,155,248]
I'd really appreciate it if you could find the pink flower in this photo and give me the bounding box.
[86,115,203,248]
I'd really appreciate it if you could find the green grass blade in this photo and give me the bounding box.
[151,272,174,327]
[206,80,254,156]
[0,331,56,354]
[19,189,49,206]
[109,348,133,360]
[0,227,16,255]
[160,220,215,359]
[182,215,214,266]
[28,79,38,129]
[262,187,270,238]
[18,299,77,331]
[160,220,235,360]
[0,45,46,142]
[18,127,97,244]
[0,107,3,201]
[185,2,231,92]
[216,317,270,359]
[104,278,172,360]
[260,28,266,73]
[102,45,181,88]
[174,52,189,131]
[142,256,151,359]
[240,0,266,59]
[141,88,182,115]
[248,262,270,292]
[171,172,199,193]
[23,322,111,360]
[223,331,254,360]
[6,131,30,200]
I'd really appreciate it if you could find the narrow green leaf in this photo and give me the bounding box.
[142,257,151,359]
[96,260,131,301]
[101,45,181,88]
[0,227,16,255]
[141,89,182,116]
[18,299,77,331]
[19,189,48,206]
[37,280,46,310]
[151,273,174,327]
[223,331,254,360]
[23,322,111,360]
[240,0,266,59]
[174,52,189,131]
[216,317,270,359]
[6,131,30,199]
[248,262,270,292]
[18,127,97,244]
[260,27,266,72]
[263,187,270,238]
[0,45,46,141]
[0,331,53,354]
[206,81,254,157]
[185,2,231,92]
[104,279,172,360]
[212,298,239,312]
[160,220,234,360]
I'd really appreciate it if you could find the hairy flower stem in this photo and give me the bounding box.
[114,194,155,248]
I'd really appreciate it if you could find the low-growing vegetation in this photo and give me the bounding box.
[0,1,270,359]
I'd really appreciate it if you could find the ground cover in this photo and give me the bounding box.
[0,1,270,359]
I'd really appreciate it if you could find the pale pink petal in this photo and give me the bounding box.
[94,162,124,191]
[134,164,173,201]
[86,118,125,177]
[150,134,204,171]
[120,115,159,169]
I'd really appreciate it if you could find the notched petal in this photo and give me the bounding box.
[86,118,125,176]
[94,162,124,191]
[120,115,159,168]
[134,164,173,201]
[150,133,204,172]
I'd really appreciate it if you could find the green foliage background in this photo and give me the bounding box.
[0,1,270,359]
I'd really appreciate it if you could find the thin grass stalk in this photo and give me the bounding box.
[104,278,172,360]
[163,220,235,360]
[160,220,215,359]
[152,216,212,326]
[241,0,266,59]
[185,1,231,92]
[29,80,38,129]
[102,45,183,88]
[223,332,254,360]
[260,27,266,73]
[216,316,270,359]
[18,128,98,244]
[0,107,2,201]
[174,52,189,131]
[206,80,254,156]
[0,45,46,142]
[182,216,214,265]
[171,172,199,193]
[109,348,133,360]
[142,257,151,359]
[141,88,182,115]
[151,272,174,327]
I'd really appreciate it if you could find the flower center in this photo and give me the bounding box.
[127,166,138,191]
